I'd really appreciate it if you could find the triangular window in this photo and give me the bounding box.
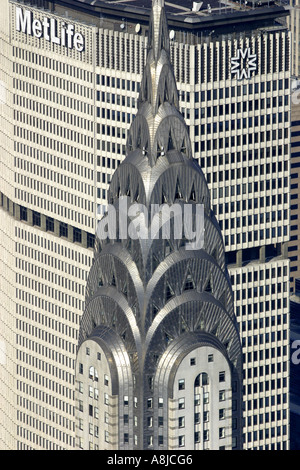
[167,130,175,151]
[180,138,187,155]
[161,188,168,204]
[204,277,212,293]
[189,183,196,202]
[122,281,128,298]
[152,303,159,319]
[133,185,140,203]
[152,254,160,272]
[184,273,195,291]
[165,239,172,257]
[175,178,182,200]
[210,322,219,336]
[164,83,169,103]
[180,315,189,333]
[166,281,175,300]
[157,142,163,158]
[164,332,172,345]
[125,177,131,197]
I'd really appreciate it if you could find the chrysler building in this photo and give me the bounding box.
[75,0,242,450]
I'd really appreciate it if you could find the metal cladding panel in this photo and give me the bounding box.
[76,0,242,450]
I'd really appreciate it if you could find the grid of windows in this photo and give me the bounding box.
[15,223,93,449]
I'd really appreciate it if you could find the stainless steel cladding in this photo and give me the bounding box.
[76,0,242,450]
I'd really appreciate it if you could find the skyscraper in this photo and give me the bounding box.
[75,0,242,450]
[0,0,290,450]
[286,0,300,79]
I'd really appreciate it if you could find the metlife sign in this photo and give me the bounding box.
[15,6,85,52]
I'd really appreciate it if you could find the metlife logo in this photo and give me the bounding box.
[15,6,85,52]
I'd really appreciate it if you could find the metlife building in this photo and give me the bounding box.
[0,0,291,450]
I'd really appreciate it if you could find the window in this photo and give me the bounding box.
[204,430,209,441]
[104,374,109,386]
[89,386,93,398]
[87,233,95,249]
[178,398,185,409]
[179,417,185,428]
[219,371,225,382]
[104,393,109,405]
[73,227,82,244]
[46,216,54,232]
[195,373,209,386]
[20,206,27,221]
[79,363,83,374]
[219,427,225,439]
[195,431,200,443]
[219,390,225,401]
[124,396,129,406]
[190,358,196,366]
[158,435,164,446]
[59,221,68,238]
[219,409,225,420]
[208,354,214,362]
[179,435,185,447]
[79,400,83,412]
[178,379,185,390]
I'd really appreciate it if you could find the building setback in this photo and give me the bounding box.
[0,0,290,450]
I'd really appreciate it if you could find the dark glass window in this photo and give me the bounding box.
[20,205,27,221]
[46,216,54,232]
[59,222,68,238]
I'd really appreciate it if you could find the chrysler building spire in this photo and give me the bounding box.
[76,0,242,450]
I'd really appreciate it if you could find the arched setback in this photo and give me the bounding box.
[168,346,232,450]
[75,339,119,450]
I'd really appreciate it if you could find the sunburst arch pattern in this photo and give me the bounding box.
[77,0,242,450]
